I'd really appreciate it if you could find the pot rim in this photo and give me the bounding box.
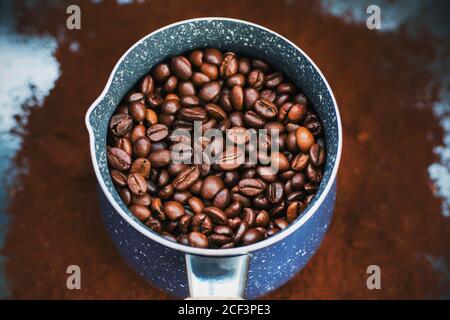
[85,17,342,257]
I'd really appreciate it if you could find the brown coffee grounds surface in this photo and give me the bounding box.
[3,0,449,299]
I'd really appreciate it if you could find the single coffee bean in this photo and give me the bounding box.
[214,225,234,237]
[291,153,309,172]
[306,163,323,183]
[266,182,284,204]
[130,158,151,178]
[107,147,131,171]
[265,72,283,88]
[233,221,249,244]
[133,137,151,158]
[254,98,278,119]
[270,151,290,172]
[199,81,221,102]
[232,192,251,207]
[247,69,265,89]
[244,88,259,108]
[256,166,277,183]
[147,124,169,142]
[205,103,227,120]
[148,149,171,168]
[200,63,218,80]
[179,107,207,121]
[170,56,192,80]
[189,50,203,67]
[188,232,209,248]
[173,166,200,191]
[191,213,214,234]
[243,111,266,128]
[255,210,270,227]
[220,52,238,78]
[309,143,325,167]
[242,228,263,245]
[260,89,276,102]
[188,197,205,215]
[218,148,244,171]
[242,208,256,227]
[286,190,305,202]
[203,207,228,225]
[274,218,289,230]
[270,200,286,217]
[238,57,251,74]
[139,75,155,94]
[163,201,185,221]
[213,188,231,210]
[201,175,225,200]
[152,63,170,82]
[253,194,270,209]
[266,227,280,237]
[296,127,315,152]
[126,91,144,103]
[287,103,306,123]
[178,214,192,233]
[224,201,242,218]
[145,109,158,126]
[130,124,146,143]
[238,178,266,197]
[230,85,244,110]
[127,172,147,195]
[109,113,133,137]
[161,99,181,115]
[120,188,132,206]
[115,137,132,155]
[129,205,151,222]
[227,73,245,87]
[131,193,152,207]
[159,183,174,199]
[204,48,223,65]
[129,101,146,122]
[110,169,128,187]
[145,217,162,233]
[291,172,306,190]
[252,58,270,71]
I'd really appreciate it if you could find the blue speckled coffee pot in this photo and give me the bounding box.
[86,18,342,299]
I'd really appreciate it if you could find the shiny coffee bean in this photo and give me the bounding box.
[107,147,131,171]
[188,232,209,248]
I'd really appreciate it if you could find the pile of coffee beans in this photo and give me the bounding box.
[107,48,325,249]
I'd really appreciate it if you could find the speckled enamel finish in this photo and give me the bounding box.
[87,18,341,299]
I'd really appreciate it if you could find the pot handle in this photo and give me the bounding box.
[185,254,250,299]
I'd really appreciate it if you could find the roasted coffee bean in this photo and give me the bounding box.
[188,232,209,248]
[266,182,284,204]
[242,228,263,245]
[286,191,305,202]
[145,217,162,233]
[238,178,266,197]
[163,201,185,221]
[252,59,270,71]
[227,74,245,87]
[244,88,259,108]
[291,172,306,189]
[260,89,276,102]
[218,148,244,171]
[204,48,222,65]
[108,147,131,171]
[256,166,277,183]
[110,169,128,187]
[152,63,170,82]
[115,137,132,155]
[130,124,146,143]
[199,81,221,101]
[270,200,286,217]
[214,225,234,237]
[191,72,211,87]
[203,207,228,224]
[189,50,203,67]
[130,158,151,178]
[254,98,278,119]
[255,210,270,227]
[286,201,300,223]
[188,197,205,215]
[110,113,133,137]
[247,69,265,89]
[129,101,146,122]
[253,194,270,209]
[224,201,242,218]
[146,92,164,108]
[150,197,165,220]
[173,166,200,191]
[145,109,158,126]
[126,91,144,103]
[133,137,151,158]
[233,221,249,244]
[270,152,290,172]
[242,208,256,227]
[213,188,231,210]
[200,63,218,80]
[201,176,225,200]
[139,75,155,94]
[130,205,151,222]
[286,131,299,152]
[170,56,192,80]
[161,99,181,115]
[179,107,207,121]
[306,164,323,183]
[178,214,192,233]
[274,218,289,230]
[127,172,147,195]
[205,103,227,120]
[266,227,280,237]
[296,127,315,152]
[230,85,244,110]
[232,192,251,207]
[220,52,238,78]
[309,143,325,166]
[147,124,169,142]
[159,183,174,199]
[265,72,283,88]
[120,188,132,206]
[243,111,266,128]
[191,213,214,234]
[177,234,189,245]
[131,193,152,207]
[291,153,309,171]
[148,149,171,168]
[238,57,251,74]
